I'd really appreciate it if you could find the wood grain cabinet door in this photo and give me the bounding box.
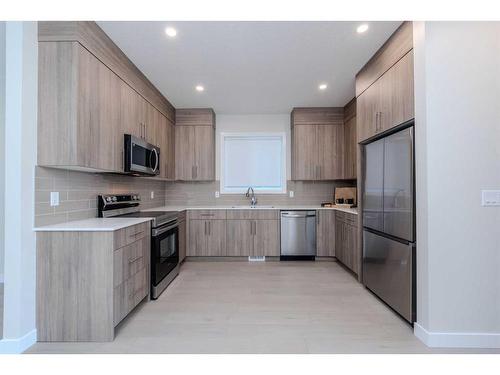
[357,79,380,143]
[335,218,344,264]
[175,125,196,180]
[381,50,414,132]
[316,210,336,257]
[226,220,253,256]
[317,124,344,180]
[253,220,279,256]
[206,220,226,256]
[187,220,206,256]
[166,120,176,180]
[292,125,317,180]
[343,117,357,180]
[193,125,215,181]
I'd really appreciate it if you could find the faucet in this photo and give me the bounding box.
[245,187,258,207]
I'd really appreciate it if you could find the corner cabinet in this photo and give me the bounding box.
[36,221,151,342]
[343,99,357,180]
[175,109,216,181]
[291,108,344,180]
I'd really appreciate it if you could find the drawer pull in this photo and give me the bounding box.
[128,256,143,264]
[199,214,215,217]
[129,231,144,238]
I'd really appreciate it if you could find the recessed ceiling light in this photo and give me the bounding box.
[357,24,369,34]
[319,83,328,90]
[165,27,177,37]
[195,85,205,92]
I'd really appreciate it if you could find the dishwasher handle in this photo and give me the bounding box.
[281,211,317,218]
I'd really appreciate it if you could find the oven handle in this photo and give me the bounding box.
[152,222,178,237]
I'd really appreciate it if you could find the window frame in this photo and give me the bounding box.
[220,132,287,195]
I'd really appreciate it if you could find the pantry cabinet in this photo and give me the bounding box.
[175,109,216,181]
[291,108,344,180]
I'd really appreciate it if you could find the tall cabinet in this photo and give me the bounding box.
[175,109,216,181]
[291,108,344,180]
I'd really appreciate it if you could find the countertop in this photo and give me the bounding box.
[34,217,153,232]
[143,205,358,215]
[34,205,357,232]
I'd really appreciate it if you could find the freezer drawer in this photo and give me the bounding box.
[363,229,415,322]
[280,211,316,256]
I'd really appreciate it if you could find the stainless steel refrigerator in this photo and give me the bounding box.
[362,124,416,323]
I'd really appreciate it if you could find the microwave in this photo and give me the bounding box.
[124,134,160,176]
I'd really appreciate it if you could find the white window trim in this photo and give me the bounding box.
[220,132,287,195]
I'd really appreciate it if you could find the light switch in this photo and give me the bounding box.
[215,191,220,198]
[50,192,59,207]
[289,191,294,198]
[481,190,500,206]
[150,191,154,199]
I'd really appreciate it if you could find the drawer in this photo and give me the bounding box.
[113,266,148,326]
[344,212,358,226]
[114,221,150,249]
[113,235,150,287]
[188,210,226,220]
[226,209,279,220]
[335,211,346,222]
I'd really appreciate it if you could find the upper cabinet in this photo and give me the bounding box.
[37,22,175,177]
[356,22,414,143]
[175,109,216,181]
[343,98,357,180]
[291,108,344,181]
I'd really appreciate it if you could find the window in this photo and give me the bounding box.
[221,133,286,194]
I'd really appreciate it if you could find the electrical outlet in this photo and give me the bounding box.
[289,190,294,198]
[215,191,220,198]
[150,191,154,199]
[50,192,59,207]
[482,190,500,206]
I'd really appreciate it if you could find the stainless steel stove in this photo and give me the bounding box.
[98,194,179,299]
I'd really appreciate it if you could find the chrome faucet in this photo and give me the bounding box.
[245,187,258,207]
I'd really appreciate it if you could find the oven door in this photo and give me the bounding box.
[151,223,179,288]
[124,134,160,175]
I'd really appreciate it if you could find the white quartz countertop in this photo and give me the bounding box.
[144,205,358,215]
[34,217,153,232]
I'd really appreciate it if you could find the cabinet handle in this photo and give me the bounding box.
[379,112,382,132]
[253,221,256,235]
[129,231,144,238]
[192,165,196,179]
[204,221,207,235]
[208,221,211,235]
[128,256,143,264]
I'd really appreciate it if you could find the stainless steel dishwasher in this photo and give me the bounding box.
[280,210,317,260]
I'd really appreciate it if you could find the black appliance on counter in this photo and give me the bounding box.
[124,134,160,176]
[98,194,179,299]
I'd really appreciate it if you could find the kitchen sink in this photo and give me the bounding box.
[230,205,275,209]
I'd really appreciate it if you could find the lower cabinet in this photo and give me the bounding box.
[335,211,358,274]
[226,219,279,256]
[178,210,187,263]
[36,221,151,342]
[188,219,226,256]
[316,210,336,257]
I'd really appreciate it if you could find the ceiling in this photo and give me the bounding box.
[98,21,402,114]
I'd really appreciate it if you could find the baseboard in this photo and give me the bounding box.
[0,329,37,354]
[414,323,500,348]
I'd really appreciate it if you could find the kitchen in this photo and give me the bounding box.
[1,15,499,359]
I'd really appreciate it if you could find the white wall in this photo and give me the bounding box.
[0,21,37,353]
[0,21,5,284]
[215,114,291,181]
[414,22,500,348]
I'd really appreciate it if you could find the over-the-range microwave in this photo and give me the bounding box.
[124,134,160,176]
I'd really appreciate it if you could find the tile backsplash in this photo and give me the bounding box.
[34,167,166,227]
[34,167,355,227]
[164,180,355,207]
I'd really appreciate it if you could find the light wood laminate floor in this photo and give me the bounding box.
[26,261,499,354]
